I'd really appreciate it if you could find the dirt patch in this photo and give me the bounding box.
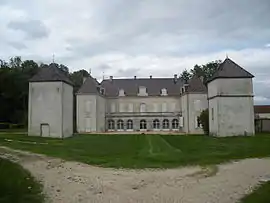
[1,146,270,203]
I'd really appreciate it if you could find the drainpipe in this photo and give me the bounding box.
[187,93,190,134]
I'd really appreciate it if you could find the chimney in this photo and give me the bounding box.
[134,76,137,79]
[83,77,87,83]
[109,76,113,82]
[150,75,152,79]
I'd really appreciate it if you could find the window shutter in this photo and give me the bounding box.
[162,103,167,112]
[179,117,183,127]
[111,103,116,112]
[128,103,133,112]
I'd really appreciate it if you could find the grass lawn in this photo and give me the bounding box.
[241,181,270,203]
[0,158,44,203]
[0,133,270,168]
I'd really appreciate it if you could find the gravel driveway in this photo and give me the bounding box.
[1,146,270,203]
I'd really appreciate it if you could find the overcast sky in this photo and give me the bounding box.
[0,0,270,104]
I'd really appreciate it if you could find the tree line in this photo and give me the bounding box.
[0,56,221,126]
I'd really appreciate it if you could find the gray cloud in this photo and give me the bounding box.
[7,19,49,39]
[8,41,27,50]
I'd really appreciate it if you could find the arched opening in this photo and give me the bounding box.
[127,120,133,130]
[140,119,147,130]
[108,120,115,130]
[117,119,124,130]
[153,119,160,129]
[162,119,169,129]
[172,119,179,129]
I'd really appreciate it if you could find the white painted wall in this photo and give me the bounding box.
[96,95,106,132]
[208,78,254,137]
[106,96,181,113]
[76,94,97,133]
[181,93,207,134]
[257,113,270,119]
[28,82,62,138]
[62,82,73,137]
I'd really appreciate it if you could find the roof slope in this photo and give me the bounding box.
[207,58,254,83]
[29,63,73,86]
[186,76,207,93]
[254,105,270,114]
[100,78,185,97]
[77,76,101,94]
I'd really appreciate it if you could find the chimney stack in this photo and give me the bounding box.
[109,76,113,82]
[134,76,137,79]
[150,75,152,79]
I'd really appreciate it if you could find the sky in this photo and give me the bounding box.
[0,0,270,104]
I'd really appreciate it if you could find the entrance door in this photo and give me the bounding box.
[85,117,91,132]
[41,124,50,137]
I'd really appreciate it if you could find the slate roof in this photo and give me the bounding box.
[186,76,207,93]
[254,105,270,114]
[77,76,101,94]
[77,75,206,96]
[29,63,73,86]
[207,58,254,83]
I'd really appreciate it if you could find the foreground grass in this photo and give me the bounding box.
[0,134,270,168]
[0,158,44,203]
[241,181,270,203]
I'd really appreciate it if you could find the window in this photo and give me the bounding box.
[162,103,167,112]
[117,119,124,130]
[127,120,133,130]
[162,119,169,129]
[128,103,133,112]
[212,108,214,121]
[172,119,179,129]
[153,119,160,129]
[85,101,91,112]
[111,103,116,113]
[194,100,201,111]
[179,117,184,127]
[108,120,115,130]
[140,119,147,130]
[138,86,148,96]
[153,103,158,112]
[119,89,125,96]
[140,103,146,112]
[161,88,168,96]
[171,103,176,112]
[119,103,125,112]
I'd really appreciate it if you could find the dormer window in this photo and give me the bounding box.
[119,89,125,96]
[161,88,168,96]
[138,86,148,96]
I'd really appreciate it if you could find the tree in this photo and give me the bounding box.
[198,109,209,135]
[180,69,191,83]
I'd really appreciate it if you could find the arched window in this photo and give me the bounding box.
[140,119,147,130]
[117,119,124,130]
[127,120,133,130]
[162,119,169,129]
[172,119,179,129]
[108,120,115,130]
[153,119,160,129]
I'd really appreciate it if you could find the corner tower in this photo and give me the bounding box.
[207,58,255,136]
[28,63,74,138]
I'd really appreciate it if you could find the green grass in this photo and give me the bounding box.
[0,158,44,203]
[0,134,270,168]
[241,181,270,203]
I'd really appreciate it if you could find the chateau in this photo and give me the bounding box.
[28,58,255,138]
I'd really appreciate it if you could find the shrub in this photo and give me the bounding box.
[199,109,209,135]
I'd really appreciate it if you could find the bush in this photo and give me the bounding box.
[199,109,209,135]
[0,123,10,129]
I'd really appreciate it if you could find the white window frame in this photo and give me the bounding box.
[161,88,168,96]
[162,119,170,130]
[140,103,146,112]
[138,86,148,96]
[119,89,125,96]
